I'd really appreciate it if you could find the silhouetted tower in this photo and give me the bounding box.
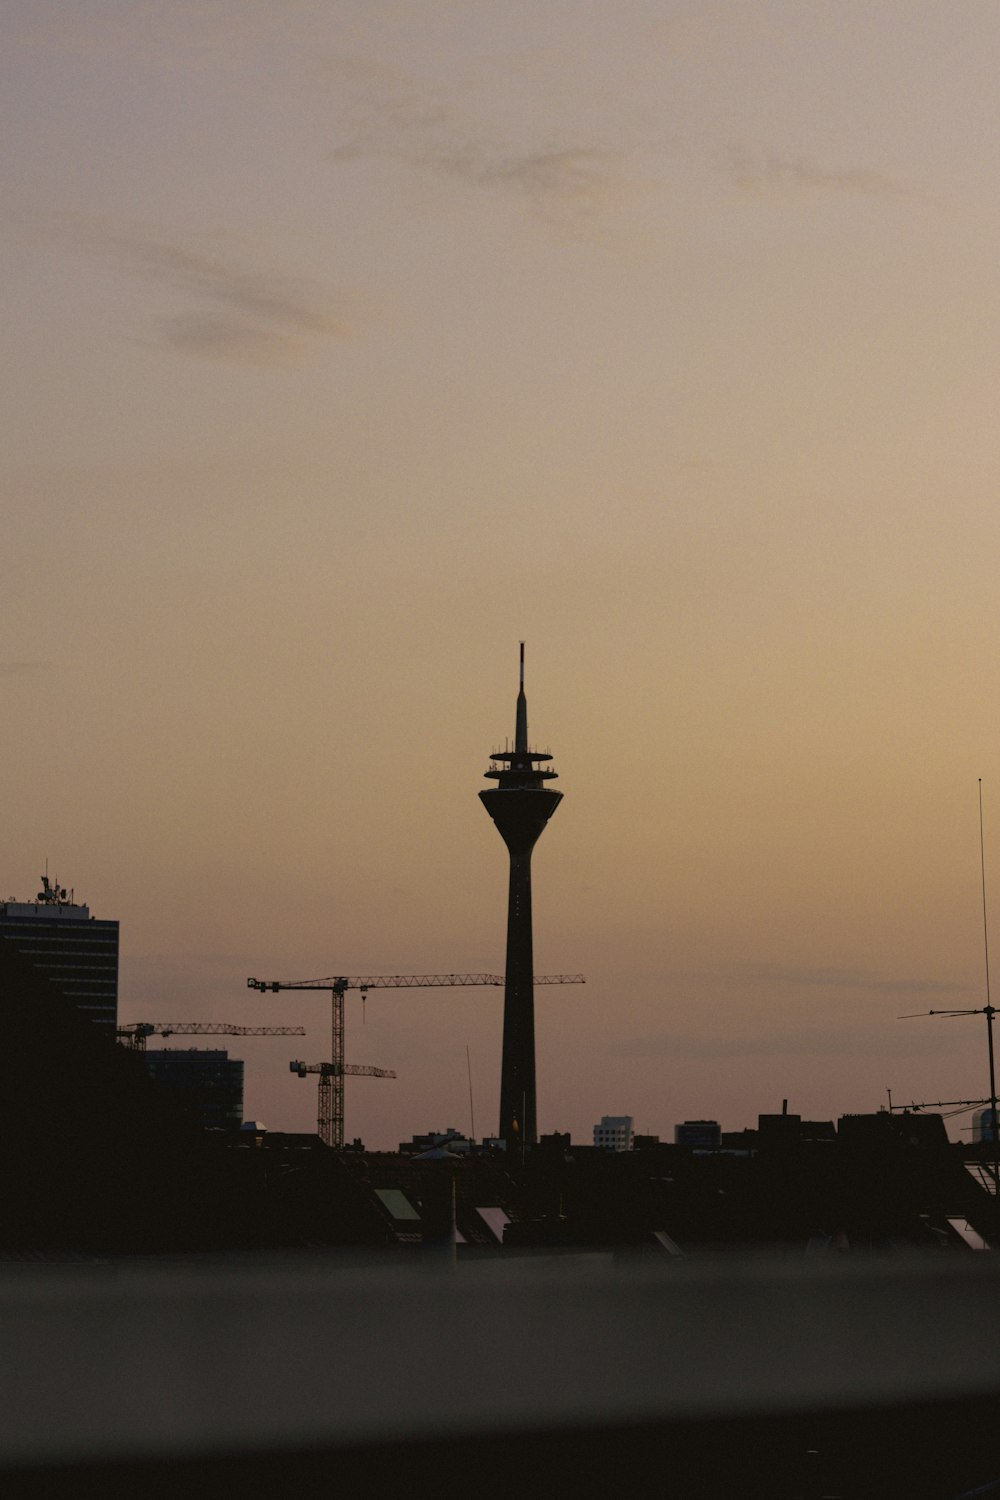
[480,644,562,1148]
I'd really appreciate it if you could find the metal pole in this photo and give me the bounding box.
[466,1045,476,1147]
[987,1006,1000,1191]
[980,782,1000,1191]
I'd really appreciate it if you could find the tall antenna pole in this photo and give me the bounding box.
[466,1045,476,1147]
[980,781,991,1013]
[464,1050,476,1140]
[979,779,1000,1189]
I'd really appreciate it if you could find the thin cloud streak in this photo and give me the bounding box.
[728,148,911,200]
[327,55,633,233]
[739,962,971,995]
[106,236,348,336]
[439,146,628,223]
[110,232,357,364]
[161,312,311,366]
[654,961,971,996]
[610,1026,965,1062]
[42,218,360,365]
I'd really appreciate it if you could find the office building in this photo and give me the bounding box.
[593,1115,634,1151]
[0,873,118,1033]
[145,1048,244,1130]
[675,1120,722,1150]
[399,1128,472,1156]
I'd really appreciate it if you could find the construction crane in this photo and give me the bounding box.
[289,1059,397,1146]
[117,1023,306,1053]
[247,972,585,1149]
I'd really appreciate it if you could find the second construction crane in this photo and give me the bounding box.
[289,1058,397,1148]
[117,1022,306,1053]
[247,972,584,1149]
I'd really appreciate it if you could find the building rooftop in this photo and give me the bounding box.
[1,900,92,921]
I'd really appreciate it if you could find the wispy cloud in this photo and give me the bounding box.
[728,149,910,200]
[655,960,971,996]
[42,218,360,365]
[158,313,305,366]
[438,145,627,224]
[735,962,970,996]
[327,55,632,235]
[114,232,358,364]
[610,1024,964,1061]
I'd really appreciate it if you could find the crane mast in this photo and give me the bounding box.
[289,1059,398,1147]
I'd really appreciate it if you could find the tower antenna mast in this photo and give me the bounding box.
[898,780,1000,1190]
[979,778,999,1188]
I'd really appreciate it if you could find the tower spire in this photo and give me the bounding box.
[515,641,527,753]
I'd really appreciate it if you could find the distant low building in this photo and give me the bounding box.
[758,1105,803,1153]
[399,1128,472,1155]
[675,1120,721,1150]
[721,1128,758,1153]
[593,1115,633,1151]
[837,1111,949,1151]
[973,1108,997,1143]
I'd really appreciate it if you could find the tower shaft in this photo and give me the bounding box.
[493,840,544,1146]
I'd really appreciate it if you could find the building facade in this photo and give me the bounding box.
[675,1120,722,1150]
[0,876,118,1033]
[593,1115,634,1151]
[399,1128,473,1155]
[145,1048,244,1130]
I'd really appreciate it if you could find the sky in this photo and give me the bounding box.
[4,0,1000,1146]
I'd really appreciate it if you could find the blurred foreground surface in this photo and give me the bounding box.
[2,1251,1000,1498]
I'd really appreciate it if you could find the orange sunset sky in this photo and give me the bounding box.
[4,1,1000,1145]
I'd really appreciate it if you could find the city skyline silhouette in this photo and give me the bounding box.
[4,3,1000,1145]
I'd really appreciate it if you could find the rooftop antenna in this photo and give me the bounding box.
[978,776,999,1189]
[899,780,1000,1190]
[466,1044,476,1146]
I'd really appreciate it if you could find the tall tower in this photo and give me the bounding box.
[480,645,561,1148]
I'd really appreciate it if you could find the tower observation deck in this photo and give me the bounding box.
[480,644,562,1148]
